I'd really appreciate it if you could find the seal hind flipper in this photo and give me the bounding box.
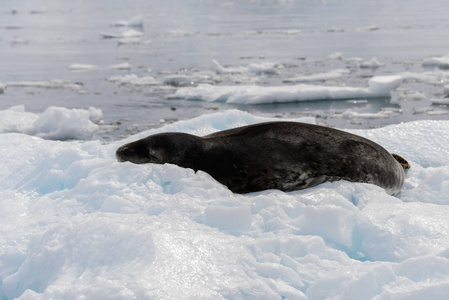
[391,153,410,170]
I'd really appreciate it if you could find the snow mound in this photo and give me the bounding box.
[1,110,449,299]
[0,105,102,140]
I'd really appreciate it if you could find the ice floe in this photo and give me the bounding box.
[100,29,143,39]
[108,62,131,70]
[283,69,349,83]
[1,110,449,299]
[69,63,98,71]
[422,53,449,69]
[107,74,159,86]
[4,79,84,93]
[111,15,143,28]
[168,75,403,104]
[212,59,280,75]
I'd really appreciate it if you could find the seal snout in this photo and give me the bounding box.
[115,145,130,162]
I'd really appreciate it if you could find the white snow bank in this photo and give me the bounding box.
[0,105,102,140]
[1,110,449,299]
[168,75,403,104]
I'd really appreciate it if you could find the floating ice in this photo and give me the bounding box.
[422,53,449,69]
[283,69,350,83]
[4,79,83,91]
[111,15,143,27]
[168,75,403,104]
[167,30,199,37]
[100,29,143,39]
[327,52,344,60]
[1,110,449,299]
[163,73,217,87]
[0,105,102,140]
[432,98,449,105]
[107,74,159,86]
[359,57,384,69]
[108,62,131,70]
[341,108,401,120]
[212,59,279,75]
[69,63,98,71]
[356,25,380,32]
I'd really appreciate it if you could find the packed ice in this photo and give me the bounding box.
[1,109,449,299]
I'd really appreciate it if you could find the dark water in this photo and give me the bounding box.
[1,0,449,140]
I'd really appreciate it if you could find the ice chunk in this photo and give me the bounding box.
[108,62,131,70]
[212,59,279,75]
[111,15,143,27]
[359,57,384,69]
[422,54,449,69]
[69,63,98,71]
[107,74,159,86]
[100,29,143,39]
[5,79,83,92]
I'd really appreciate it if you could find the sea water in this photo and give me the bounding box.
[1,0,449,140]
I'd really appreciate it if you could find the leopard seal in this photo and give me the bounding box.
[115,122,410,195]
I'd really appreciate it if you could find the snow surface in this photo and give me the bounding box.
[1,109,449,299]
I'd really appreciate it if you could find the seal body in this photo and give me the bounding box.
[116,122,409,195]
